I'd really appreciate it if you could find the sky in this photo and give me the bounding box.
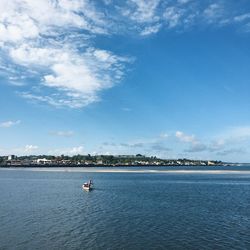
[1,0,250,162]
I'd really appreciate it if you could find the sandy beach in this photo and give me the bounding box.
[1,167,250,174]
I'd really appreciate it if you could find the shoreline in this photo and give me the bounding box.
[0,163,244,168]
[1,166,250,174]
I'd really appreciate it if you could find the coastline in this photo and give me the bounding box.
[1,166,250,174]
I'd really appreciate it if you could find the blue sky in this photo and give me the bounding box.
[1,0,250,162]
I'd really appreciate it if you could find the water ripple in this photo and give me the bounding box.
[0,169,250,249]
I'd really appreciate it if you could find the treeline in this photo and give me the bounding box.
[0,154,225,166]
[4,154,157,164]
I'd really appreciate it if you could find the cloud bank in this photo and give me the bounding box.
[0,120,21,128]
[0,0,131,108]
[1,0,250,108]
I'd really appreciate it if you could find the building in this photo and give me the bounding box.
[36,158,52,164]
[8,155,16,161]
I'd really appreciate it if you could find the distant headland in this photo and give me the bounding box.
[0,154,240,167]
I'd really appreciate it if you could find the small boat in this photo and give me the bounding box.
[82,180,93,191]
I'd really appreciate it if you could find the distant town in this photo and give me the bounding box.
[0,154,235,167]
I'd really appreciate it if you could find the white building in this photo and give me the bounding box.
[36,158,52,164]
[8,155,16,161]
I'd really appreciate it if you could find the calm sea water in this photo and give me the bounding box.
[0,167,250,250]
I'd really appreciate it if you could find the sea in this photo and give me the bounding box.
[0,166,250,250]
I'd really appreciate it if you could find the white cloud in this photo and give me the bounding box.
[160,133,169,138]
[0,120,21,128]
[12,45,130,108]
[49,146,84,155]
[95,127,250,159]
[0,144,39,155]
[175,131,196,143]
[234,13,250,22]
[219,126,250,142]
[24,145,38,153]
[9,37,130,106]
[140,23,161,35]
[1,0,250,110]
[0,0,130,108]
[163,7,184,28]
[0,0,107,42]
[176,131,208,153]
[124,0,161,23]
[179,126,250,155]
[203,3,224,23]
[68,146,84,155]
[120,1,244,35]
[19,92,96,109]
[49,131,74,137]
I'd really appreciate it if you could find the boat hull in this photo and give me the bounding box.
[82,185,93,191]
